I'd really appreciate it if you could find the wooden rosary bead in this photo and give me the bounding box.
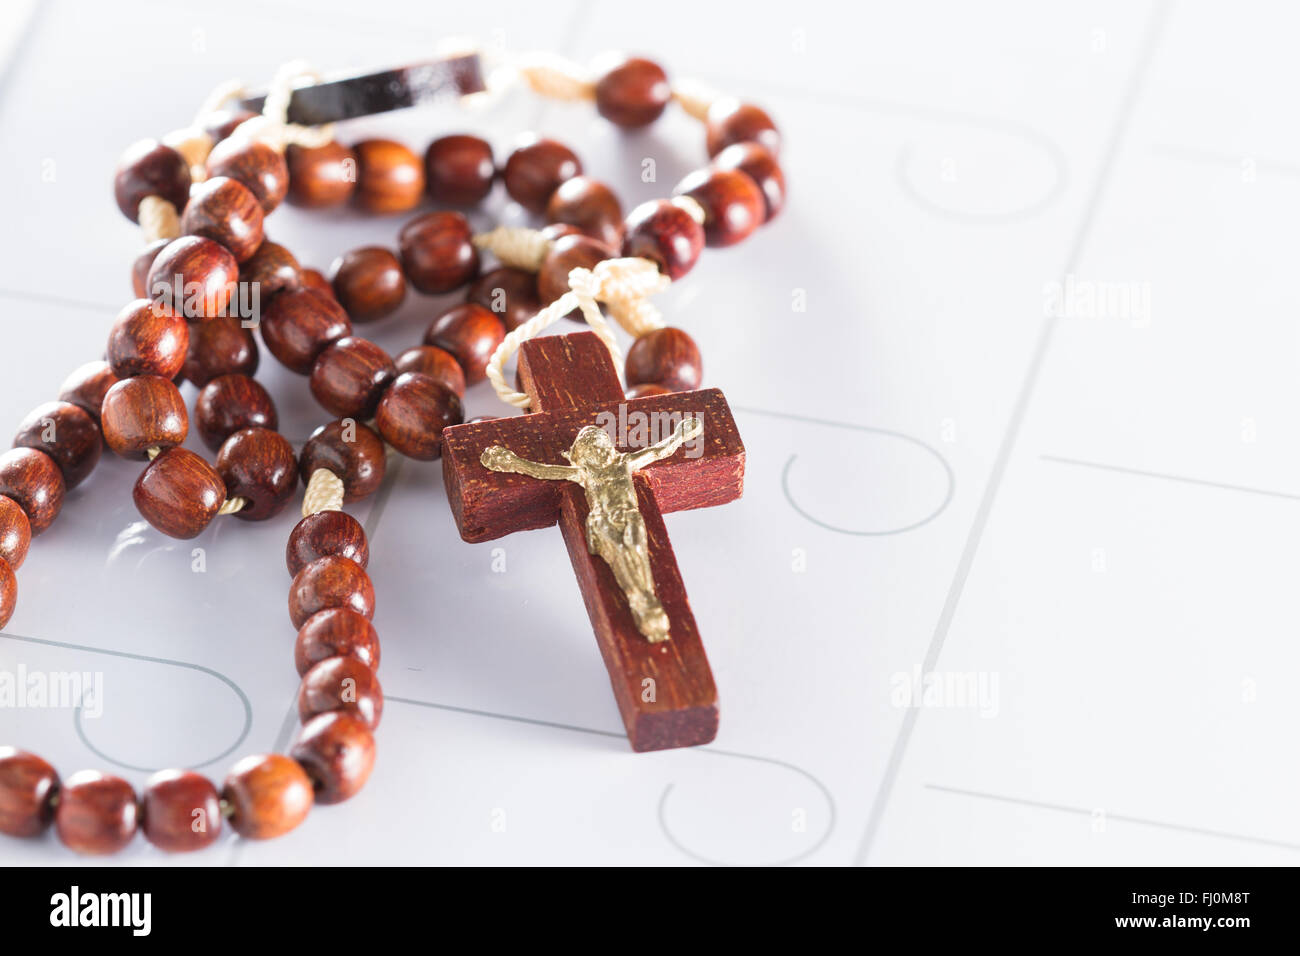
[58,361,119,426]
[595,56,671,128]
[624,382,671,399]
[222,753,314,840]
[106,299,189,379]
[131,238,171,297]
[353,138,425,214]
[180,176,265,263]
[705,99,781,158]
[203,107,255,143]
[294,607,379,676]
[205,137,289,214]
[140,769,221,852]
[546,176,624,249]
[0,448,65,535]
[134,447,226,539]
[286,141,357,208]
[309,336,396,419]
[216,427,298,521]
[467,267,542,333]
[622,199,704,280]
[424,303,505,385]
[375,372,464,461]
[393,345,466,397]
[298,267,335,300]
[114,139,191,222]
[290,711,377,804]
[329,247,406,322]
[299,419,387,502]
[239,239,300,298]
[298,655,384,728]
[13,401,102,490]
[540,222,583,242]
[625,327,703,392]
[0,556,15,631]
[182,316,259,387]
[194,373,277,451]
[289,556,375,629]
[260,287,353,374]
[286,512,369,578]
[55,770,138,855]
[146,235,239,320]
[713,141,786,222]
[101,375,188,459]
[503,138,582,213]
[0,747,57,837]
[675,167,764,247]
[424,134,494,205]
[398,211,480,294]
[0,496,31,571]
[538,234,612,309]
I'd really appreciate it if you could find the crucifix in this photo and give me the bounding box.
[441,332,746,751]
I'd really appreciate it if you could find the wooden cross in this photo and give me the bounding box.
[441,332,746,751]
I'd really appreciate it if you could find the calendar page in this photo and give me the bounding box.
[1,0,1296,865]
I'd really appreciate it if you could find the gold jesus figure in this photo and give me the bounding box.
[480,417,704,643]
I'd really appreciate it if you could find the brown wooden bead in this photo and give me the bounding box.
[146,235,239,320]
[287,141,357,208]
[329,247,406,322]
[140,769,221,852]
[0,557,15,632]
[134,447,225,539]
[290,711,376,804]
[467,267,541,333]
[393,345,466,397]
[538,234,612,310]
[289,556,375,629]
[705,99,781,158]
[106,299,189,379]
[540,223,582,243]
[713,141,785,222]
[0,496,30,571]
[595,56,670,128]
[625,327,703,392]
[58,361,119,426]
[203,107,255,143]
[182,316,258,387]
[298,267,334,299]
[222,753,313,840]
[0,448,65,534]
[13,401,101,490]
[675,167,764,247]
[424,134,494,205]
[216,427,297,521]
[398,211,479,294]
[503,138,582,213]
[622,199,705,280]
[294,607,379,676]
[309,337,396,419]
[132,238,171,298]
[0,747,57,837]
[194,373,276,451]
[298,655,384,728]
[287,511,369,578]
[299,420,386,503]
[424,303,505,384]
[624,382,671,399]
[375,372,464,461]
[546,176,624,249]
[180,176,265,263]
[353,138,424,213]
[239,239,300,299]
[114,139,191,222]
[260,288,353,374]
[205,137,289,213]
[101,375,188,459]
[55,770,138,855]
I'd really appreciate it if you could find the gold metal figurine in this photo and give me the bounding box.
[480,417,704,643]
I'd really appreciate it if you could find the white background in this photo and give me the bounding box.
[1,0,1297,865]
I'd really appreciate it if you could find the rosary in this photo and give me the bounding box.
[0,49,782,854]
